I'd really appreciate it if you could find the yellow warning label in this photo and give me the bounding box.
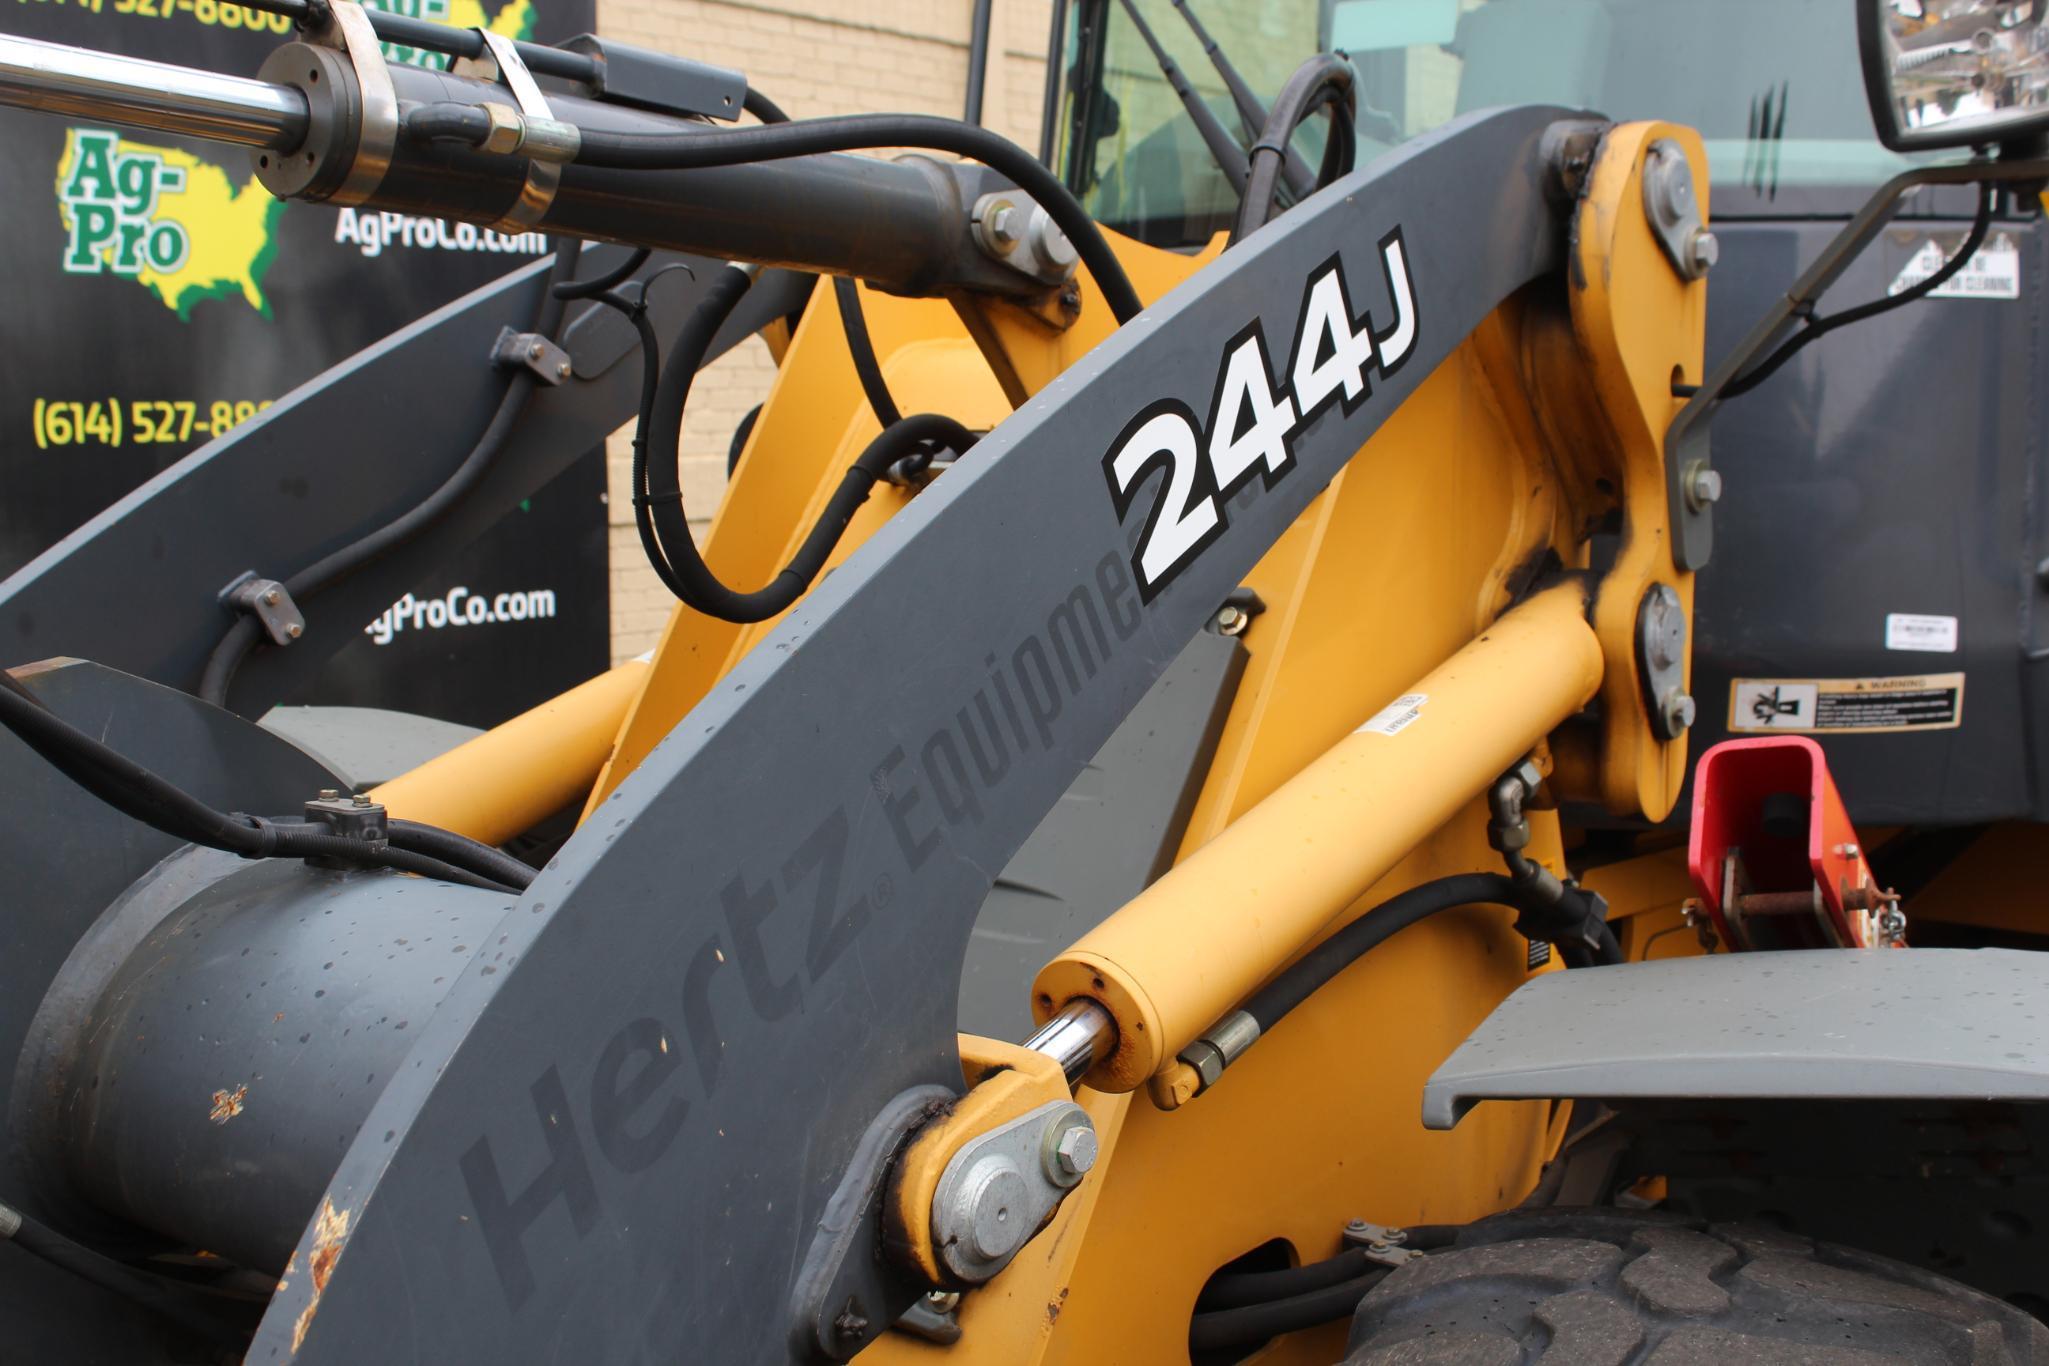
[1728,673,1964,735]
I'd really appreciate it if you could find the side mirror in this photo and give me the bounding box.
[1861,0,2049,152]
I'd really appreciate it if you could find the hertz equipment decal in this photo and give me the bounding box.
[1728,673,1965,735]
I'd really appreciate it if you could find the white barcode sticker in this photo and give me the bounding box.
[1358,693,1428,736]
[1885,613,1958,653]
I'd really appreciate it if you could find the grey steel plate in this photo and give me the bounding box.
[1423,948,2049,1129]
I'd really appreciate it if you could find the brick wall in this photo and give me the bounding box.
[592,0,1054,661]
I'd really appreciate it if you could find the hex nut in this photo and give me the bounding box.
[1054,1125,1097,1178]
[1685,464,1723,510]
[1690,228,1720,274]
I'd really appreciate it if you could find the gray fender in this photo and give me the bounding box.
[1423,948,2049,1129]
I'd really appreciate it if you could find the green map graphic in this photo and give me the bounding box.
[50,0,533,321]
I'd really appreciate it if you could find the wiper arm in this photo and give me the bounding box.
[1114,0,1251,190]
[1166,0,1316,198]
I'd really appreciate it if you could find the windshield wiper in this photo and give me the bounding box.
[1166,0,1315,198]
[1114,0,1251,190]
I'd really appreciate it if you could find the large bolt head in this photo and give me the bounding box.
[1054,1125,1097,1177]
[1661,690,1697,734]
[1689,228,1720,275]
[1686,464,1723,510]
[986,201,1022,248]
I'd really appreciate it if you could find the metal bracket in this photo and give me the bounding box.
[1341,1220,1426,1267]
[1642,138,1716,282]
[1634,583,1693,741]
[970,191,1079,287]
[307,0,396,207]
[490,327,573,385]
[220,571,305,647]
[788,1085,953,1363]
[929,1099,1093,1284]
[892,1292,963,1346]
[454,29,566,231]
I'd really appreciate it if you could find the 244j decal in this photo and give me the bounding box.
[1103,227,1418,601]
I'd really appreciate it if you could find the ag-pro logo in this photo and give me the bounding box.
[55,127,285,320]
[59,129,189,277]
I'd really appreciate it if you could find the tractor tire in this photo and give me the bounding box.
[1340,1208,2049,1365]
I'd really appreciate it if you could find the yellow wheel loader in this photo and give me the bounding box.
[2,0,2048,1361]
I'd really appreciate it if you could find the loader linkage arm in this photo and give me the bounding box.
[0,19,1709,1363]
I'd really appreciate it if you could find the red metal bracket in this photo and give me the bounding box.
[1686,737,1898,950]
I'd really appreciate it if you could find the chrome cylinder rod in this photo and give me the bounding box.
[1023,998,1116,1087]
[0,33,307,150]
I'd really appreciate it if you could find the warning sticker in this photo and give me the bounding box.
[1358,693,1428,736]
[1728,673,1964,735]
[1889,230,2021,300]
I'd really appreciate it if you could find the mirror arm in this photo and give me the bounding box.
[1662,151,2049,573]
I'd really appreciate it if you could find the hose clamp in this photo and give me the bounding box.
[455,29,567,231]
[308,0,396,206]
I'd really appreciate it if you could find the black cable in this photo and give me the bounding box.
[0,685,527,891]
[1199,1248,1373,1311]
[3,1200,245,1351]
[595,261,977,622]
[1722,182,1997,399]
[197,235,581,707]
[388,818,538,890]
[563,113,1143,323]
[742,87,790,125]
[1230,55,1356,245]
[742,86,913,433]
[1187,1270,1387,1352]
[553,245,651,300]
[834,276,906,428]
[1241,874,1524,1033]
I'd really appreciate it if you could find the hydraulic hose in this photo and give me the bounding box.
[1230,54,1356,245]
[610,262,976,622]
[1240,873,1525,1033]
[1199,1248,1375,1312]
[1187,1271,1387,1353]
[1197,1225,1460,1312]
[2,1200,244,1352]
[0,682,531,891]
[196,235,581,707]
[559,114,1142,323]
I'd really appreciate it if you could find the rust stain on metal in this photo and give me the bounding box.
[291,1200,350,1352]
[208,1083,248,1124]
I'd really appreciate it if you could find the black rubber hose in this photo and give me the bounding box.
[553,245,651,300]
[1187,1270,1387,1353]
[388,817,538,890]
[734,89,912,440]
[833,276,905,428]
[742,87,790,125]
[2,1201,244,1352]
[1199,1248,1373,1311]
[196,236,581,707]
[632,264,981,621]
[1722,181,1996,399]
[1241,873,1524,1033]
[566,114,1143,324]
[1230,54,1356,245]
[0,685,526,891]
